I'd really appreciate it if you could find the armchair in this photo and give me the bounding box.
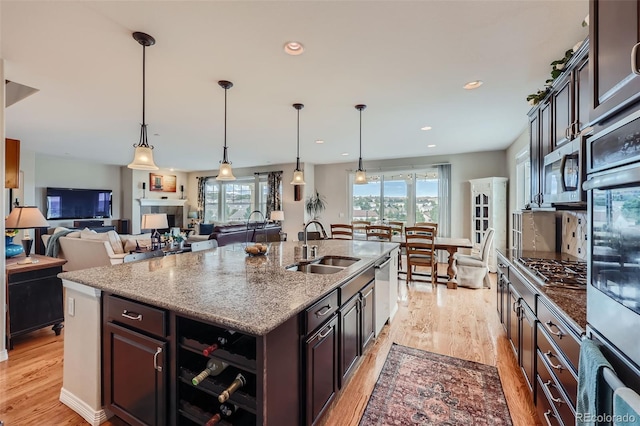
[454,228,494,289]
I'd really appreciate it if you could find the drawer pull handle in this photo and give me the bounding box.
[544,380,565,404]
[498,263,506,268]
[543,350,564,371]
[153,347,163,372]
[122,310,143,321]
[318,326,332,339]
[543,409,556,426]
[632,42,640,75]
[316,305,332,317]
[544,321,564,338]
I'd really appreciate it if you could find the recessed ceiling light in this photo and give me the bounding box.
[315,139,324,144]
[427,144,436,148]
[463,80,483,90]
[421,126,432,131]
[284,41,304,56]
[341,152,349,156]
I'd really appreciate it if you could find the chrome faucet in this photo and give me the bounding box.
[302,220,327,259]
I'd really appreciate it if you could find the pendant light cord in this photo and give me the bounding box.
[223,86,228,162]
[358,107,363,170]
[137,43,152,149]
[296,107,301,168]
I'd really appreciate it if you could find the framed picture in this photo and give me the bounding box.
[149,174,177,192]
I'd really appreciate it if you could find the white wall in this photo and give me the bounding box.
[315,150,508,239]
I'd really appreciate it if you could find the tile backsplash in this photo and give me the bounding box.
[561,211,587,260]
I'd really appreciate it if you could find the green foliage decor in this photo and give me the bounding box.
[305,190,327,219]
[527,47,577,106]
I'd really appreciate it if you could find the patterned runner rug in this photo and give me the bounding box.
[359,344,513,425]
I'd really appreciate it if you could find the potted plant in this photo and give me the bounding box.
[305,190,327,219]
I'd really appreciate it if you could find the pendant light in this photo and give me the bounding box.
[128,32,159,170]
[354,104,368,184]
[291,103,306,185]
[216,80,236,181]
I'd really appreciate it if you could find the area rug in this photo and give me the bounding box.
[359,344,512,425]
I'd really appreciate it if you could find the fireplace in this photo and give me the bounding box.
[138,199,188,233]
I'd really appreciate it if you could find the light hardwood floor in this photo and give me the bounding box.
[0,267,539,425]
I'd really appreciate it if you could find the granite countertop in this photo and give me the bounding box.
[499,249,587,334]
[59,240,398,336]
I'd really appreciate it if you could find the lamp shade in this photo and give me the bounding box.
[270,210,285,221]
[141,213,168,230]
[128,146,159,170]
[290,169,305,185]
[217,162,236,181]
[188,211,198,219]
[5,206,49,229]
[354,169,368,185]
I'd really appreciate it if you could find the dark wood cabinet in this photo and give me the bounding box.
[360,282,375,350]
[5,138,20,189]
[305,315,338,426]
[104,322,167,426]
[5,255,66,349]
[529,100,552,207]
[552,75,572,149]
[507,283,521,359]
[339,295,360,385]
[520,303,536,392]
[590,0,640,123]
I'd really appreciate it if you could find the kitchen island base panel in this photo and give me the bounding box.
[59,387,112,426]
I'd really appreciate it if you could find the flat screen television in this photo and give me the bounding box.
[46,187,112,220]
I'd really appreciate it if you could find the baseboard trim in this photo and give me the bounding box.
[59,387,111,425]
[0,348,8,362]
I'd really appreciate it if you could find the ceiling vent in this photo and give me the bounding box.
[5,80,39,107]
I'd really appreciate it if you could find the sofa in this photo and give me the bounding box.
[187,222,282,246]
[42,227,153,271]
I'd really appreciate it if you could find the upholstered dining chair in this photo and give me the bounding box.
[454,228,494,289]
[365,225,392,241]
[351,220,371,236]
[405,226,437,286]
[331,224,354,239]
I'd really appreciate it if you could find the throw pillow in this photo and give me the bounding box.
[81,230,124,254]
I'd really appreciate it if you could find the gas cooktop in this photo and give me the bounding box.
[518,257,587,290]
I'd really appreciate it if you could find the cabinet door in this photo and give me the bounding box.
[339,296,361,385]
[552,74,573,149]
[529,110,541,206]
[8,269,63,337]
[361,283,375,350]
[104,322,167,426]
[305,316,338,426]
[520,304,536,392]
[574,55,590,135]
[5,138,20,189]
[508,285,521,360]
[590,0,640,122]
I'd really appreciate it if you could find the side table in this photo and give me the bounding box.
[5,255,67,349]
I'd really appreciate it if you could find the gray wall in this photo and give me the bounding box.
[314,150,508,239]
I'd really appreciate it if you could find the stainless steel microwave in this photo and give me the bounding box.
[543,137,586,205]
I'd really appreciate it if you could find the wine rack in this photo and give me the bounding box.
[177,317,258,425]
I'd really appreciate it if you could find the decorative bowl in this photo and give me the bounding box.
[245,243,268,256]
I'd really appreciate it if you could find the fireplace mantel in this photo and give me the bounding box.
[138,198,188,207]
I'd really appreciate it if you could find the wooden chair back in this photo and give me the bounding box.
[351,220,371,235]
[414,222,438,236]
[190,239,217,252]
[405,226,437,285]
[365,225,392,242]
[123,250,164,263]
[331,224,354,240]
[388,221,404,237]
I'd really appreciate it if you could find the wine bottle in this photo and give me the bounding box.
[218,373,247,403]
[205,413,221,426]
[219,403,239,418]
[202,343,219,356]
[192,359,229,386]
[202,330,238,356]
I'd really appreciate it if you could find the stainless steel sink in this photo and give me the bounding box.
[315,256,360,267]
[287,263,344,274]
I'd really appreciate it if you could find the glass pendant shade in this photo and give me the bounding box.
[128,146,158,170]
[291,169,305,185]
[290,103,306,185]
[217,161,236,181]
[216,80,236,181]
[355,169,367,185]
[128,32,159,171]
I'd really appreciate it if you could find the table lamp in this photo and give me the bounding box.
[141,213,168,250]
[188,211,198,228]
[270,210,284,224]
[5,206,50,264]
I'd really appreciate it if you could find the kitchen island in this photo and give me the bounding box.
[57,240,398,426]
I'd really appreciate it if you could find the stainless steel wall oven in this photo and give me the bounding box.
[584,109,640,369]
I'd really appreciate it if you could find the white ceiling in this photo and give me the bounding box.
[2,1,589,172]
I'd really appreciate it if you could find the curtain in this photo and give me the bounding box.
[437,164,452,262]
[266,171,283,219]
[197,176,207,221]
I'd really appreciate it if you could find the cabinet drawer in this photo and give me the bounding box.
[537,299,580,372]
[537,325,578,407]
[305,290,339,335]
[106,294,167,338]
[536,377,564,426]
[537,352,576,426]
[8,266,63,284]
[340,266,374,305]
[509,267,535,310]
[496,252,509,278]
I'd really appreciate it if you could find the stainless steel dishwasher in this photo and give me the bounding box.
[374,255,392,336]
